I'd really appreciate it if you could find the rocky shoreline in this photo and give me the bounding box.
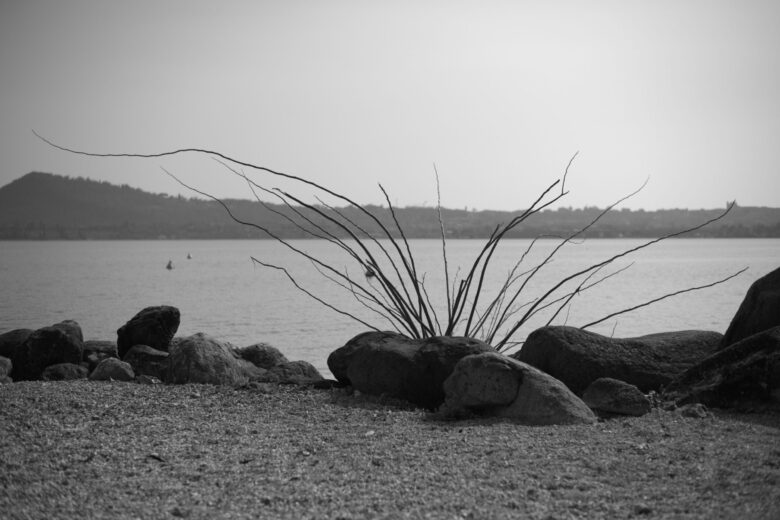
[1,267,779,517]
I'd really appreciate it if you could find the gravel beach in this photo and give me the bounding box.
[1,380,779,519]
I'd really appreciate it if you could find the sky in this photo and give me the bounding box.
[1,0,778,211]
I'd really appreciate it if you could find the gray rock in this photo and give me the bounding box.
[512,326,722,395]
[117,306,180,358]
[0,328,32,358]
[11,321,85,380]
[269,360,323,383]
[678,403,709,418]
[123,344,169,380]
[442,352,597,425]
[329,331,493,409]
[165,332,249,386]
[582,378,651,416]
[721,267,780,348]
[41,363,89,381]
[237,343,289,369]
[89,357,135,382]
[664,326,780,408]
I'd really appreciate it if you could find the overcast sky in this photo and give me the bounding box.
[1,0,778,211]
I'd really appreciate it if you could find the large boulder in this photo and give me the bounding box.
[512,326,722,395]
[237,343,289,369]
[165,332,249,386]
[11,321,85,380]
[328,331,494,409]
[663,326,780,408]
[117,306,180,359]
[582,378,651,417]
[0,328,33,358]
[123,345,169,380]
[721,267,780,348]
[41,363,89,381]
[89,358,135,382]
[441,352,597,425]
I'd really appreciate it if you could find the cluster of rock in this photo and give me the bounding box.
[0,305,324,387]
[328,266,780,424]
[2,266,777,427]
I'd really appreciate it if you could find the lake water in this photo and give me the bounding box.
[1,238,778,377]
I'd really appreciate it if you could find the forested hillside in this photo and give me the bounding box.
[1,172,778,239]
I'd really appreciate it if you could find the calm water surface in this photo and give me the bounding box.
[1,238,778,376]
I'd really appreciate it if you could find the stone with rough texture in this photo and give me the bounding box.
[0,329,32,359]
[83,340,118,371]
[89,358,135,382]
[165,332,249,386]
[329,331,493,409]
[117,306,180,359]
[269,360,323,383]
[721,267,780,348]
[442,352,597,425]
[582,377,651,416]
[663,326,780,408]
[237,343,289,369]
[513,326,722,395]
[11,321,85,380]
[41,363,89,381]
[123,345,169,380]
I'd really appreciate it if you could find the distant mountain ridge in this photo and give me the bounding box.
[1,172,778,239]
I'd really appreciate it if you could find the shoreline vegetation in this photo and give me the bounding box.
[2,172,779,240]
[2,380,779,519]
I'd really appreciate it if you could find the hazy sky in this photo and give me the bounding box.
[1,0,778,210]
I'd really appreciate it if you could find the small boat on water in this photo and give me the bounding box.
[166,260,174,270]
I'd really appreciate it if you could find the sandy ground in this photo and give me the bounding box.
[1,380,779,520]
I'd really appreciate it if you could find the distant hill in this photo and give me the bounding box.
[1,172,778,239]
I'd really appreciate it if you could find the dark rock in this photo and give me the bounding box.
[41,363,89,381]
[329,331,495,409]
[269,360,323,383]
[328,331,406,384]
[441,352,597,425]
[237,343,289,369]
[512,326,722,395]
[663,326,780,408]
[83,340,118,371]
[582,377,651,417]
[165,332,249,386]
[11,322,85,380]
[89,358,135,382]
[721,267,780,348]
[123,345,169,380]
[52,320,84,344]
[117,306,180,358]
[0,329,32,358]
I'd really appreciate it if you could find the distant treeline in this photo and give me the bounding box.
[1,172,779,239]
